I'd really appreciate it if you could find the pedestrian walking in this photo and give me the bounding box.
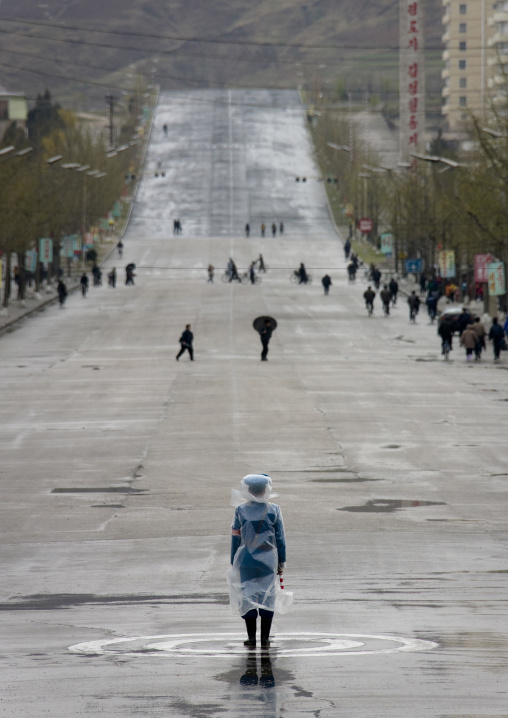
[389,277,398,305]
[489,317,505,361]
[80,272,89,298]
[297,262,308,285]
[279,222,284,235]
[321,274,332,296]
[116,240,123,257]
[108,267,117,288]
[259,318,273,360]
[460,325,477,362]
[261,223,266,237]
[457,307,472,336]
[472,317,486,359]
[271,223,277,238]
[125,263,136,285]
[363,286,375,316]
[407,291,420,322]
[176,324,194,361]
[249,262,257,285]
[57,279,67,308]
[207,264,215,283]
[227,474,290,648]
[245,223,250,238]
[380,285,391,316]
[344,239,351,259]
[258,254,266,273]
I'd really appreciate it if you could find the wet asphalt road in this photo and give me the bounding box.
[1,90,507,717]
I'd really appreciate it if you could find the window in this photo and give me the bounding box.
[459,96,467,106]
[459,59,467,69]
[459,41,467,50]
[459,22,467,32]
[459,4,467,13]
[459,78,467,88]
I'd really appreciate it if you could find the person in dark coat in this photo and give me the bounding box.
[125,264,136,285]
[344,239,351,259]
[245,223,250,238]
[363,286,376,314]
[57,279,67,308]
[389,277,399,305]
[259,319,273,361]
[438,319,454,354]
[321,274,332,295]
[457,308,472,335]
[298,263,308,284]
[80,272,89,298]
[489,317,504,360]
[380,285,391,315]
[371,267,382,290]
[108,268,116,288]
[407,291,420,321]
[176,324,194,361]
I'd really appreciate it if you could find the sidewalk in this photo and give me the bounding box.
[0,237,118,335]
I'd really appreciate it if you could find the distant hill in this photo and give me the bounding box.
[0,0,443,110]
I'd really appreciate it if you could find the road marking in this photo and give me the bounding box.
[69,632,438,658]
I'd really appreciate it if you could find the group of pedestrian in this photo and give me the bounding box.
[173,219,183,235]
[361,279,399,316]
[256,222,283,238]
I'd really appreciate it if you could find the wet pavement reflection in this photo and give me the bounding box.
[339,498,446,513]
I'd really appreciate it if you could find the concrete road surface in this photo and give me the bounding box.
[1,90,507,717]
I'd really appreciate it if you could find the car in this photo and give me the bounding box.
[437,306,473,334]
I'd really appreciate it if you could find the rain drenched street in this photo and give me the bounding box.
[1,90,507,717]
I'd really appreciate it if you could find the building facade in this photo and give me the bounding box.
[441,0,494,131]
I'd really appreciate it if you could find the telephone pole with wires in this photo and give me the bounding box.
[105,93,117,148]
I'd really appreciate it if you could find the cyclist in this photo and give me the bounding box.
[426,293,438,323]
[363,286,376,316]
[227,258,240,282]
[380,285,391,316]
[116,240,123,257]
[389,277,399,305]
[438,319,454,358]
[407,291,420,322]
[371,266,382,290]
[297,263,308,284]
[347,261,357,282]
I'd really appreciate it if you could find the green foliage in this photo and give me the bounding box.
[27,90,64,147]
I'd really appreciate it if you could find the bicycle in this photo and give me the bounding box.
[240,272,261,285]
[366,301,374,317]
[222,272,243,284]
[442,339,451,360]
[382,302,390,317]
[409,307,418,323]
[290,272,312,285]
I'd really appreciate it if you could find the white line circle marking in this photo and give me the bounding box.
[69,632,438,658]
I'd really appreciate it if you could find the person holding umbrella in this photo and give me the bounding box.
[253,317,276,361]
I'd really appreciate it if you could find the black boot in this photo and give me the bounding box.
[260,614,273,647]
[243,616,257,647]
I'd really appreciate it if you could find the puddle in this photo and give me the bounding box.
[51,487,147,494]
[338,499,446,513]
[312,477,380,483]
[393,335,416,344]
[381,444,401,449]
[91,504,126,508]
[414,356,439,362]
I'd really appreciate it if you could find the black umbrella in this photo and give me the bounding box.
[126,263,136,270]
[253,316,277,334]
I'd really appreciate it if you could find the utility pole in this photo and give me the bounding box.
[105,94,117,148]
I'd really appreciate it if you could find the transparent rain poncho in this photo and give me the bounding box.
[227,475,293,616]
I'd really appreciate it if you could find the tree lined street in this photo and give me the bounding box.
[1,90,507,717]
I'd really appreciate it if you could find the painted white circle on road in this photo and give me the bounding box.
[69,632,438,658]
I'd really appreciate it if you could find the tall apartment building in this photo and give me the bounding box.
[442,0,494,131]
[488,0,508,100]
